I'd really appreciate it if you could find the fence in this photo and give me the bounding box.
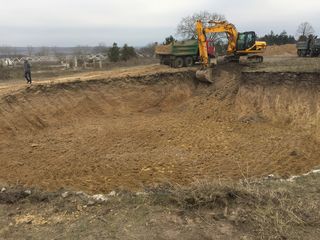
[1,54,108,69]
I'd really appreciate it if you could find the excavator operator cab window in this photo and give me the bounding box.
[237,33,246,51]
[246,32,255,48]
[237,32,257,51]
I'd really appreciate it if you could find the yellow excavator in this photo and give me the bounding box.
[196,20,267,82]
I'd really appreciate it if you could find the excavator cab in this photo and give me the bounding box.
[236,32,256,51]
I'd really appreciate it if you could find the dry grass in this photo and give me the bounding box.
[148,175,320,240]
[1,174,319,239]
[245,57,320,73]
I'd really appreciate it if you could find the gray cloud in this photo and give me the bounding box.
[0,0,319,46]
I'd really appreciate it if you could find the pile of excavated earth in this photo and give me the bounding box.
[262,43,296,56]
[1,58,320,193]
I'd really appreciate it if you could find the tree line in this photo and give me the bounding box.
[0,43,138,62]
[259,23,316,45]
[74,43,137,62]
[259,31,296,45]
[107,43,137,62]
[163,30,297,46]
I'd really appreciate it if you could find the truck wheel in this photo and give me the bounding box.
[302,50,307,57]
[297,50,301,57]
[311,50,318,57]
[174,57,184,68]
[184,57,194,67]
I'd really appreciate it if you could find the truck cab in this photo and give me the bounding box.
[206,39,216,57]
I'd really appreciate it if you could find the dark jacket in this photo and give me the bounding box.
[24,61,31,73]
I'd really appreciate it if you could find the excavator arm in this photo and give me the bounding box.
[196,20,210,67]
[204,21,239,54]
[196,20,238,68]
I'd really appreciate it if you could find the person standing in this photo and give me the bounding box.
[24,60,32,84]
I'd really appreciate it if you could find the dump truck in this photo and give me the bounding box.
[155,39,215,68]
[297,37,320,57]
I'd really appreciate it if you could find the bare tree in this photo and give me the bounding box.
[297,22,315,39]
[139,42,157,57]
[52,46,64,58]
[37,46,50,56]
[93,42,108,54]
[73,45,91,56]
[177,11,225,39]
[27,46,33,57]
[0,45,13,56]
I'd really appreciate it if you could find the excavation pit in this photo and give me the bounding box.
[1,65,320,193]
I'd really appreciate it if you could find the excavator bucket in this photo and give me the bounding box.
[196,68,214,83]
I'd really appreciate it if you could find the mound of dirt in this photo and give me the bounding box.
[263,44,296,56]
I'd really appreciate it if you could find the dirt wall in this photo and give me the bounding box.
[236,72,320,139]
[0,71,196,136]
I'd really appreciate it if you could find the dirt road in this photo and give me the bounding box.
[0,64,192,96]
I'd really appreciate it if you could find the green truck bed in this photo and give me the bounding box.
[155,40,199,56]
[155,40,200,68]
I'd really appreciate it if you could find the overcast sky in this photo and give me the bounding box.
[0,0,319,47]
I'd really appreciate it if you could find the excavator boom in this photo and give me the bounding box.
[196,20,209,67]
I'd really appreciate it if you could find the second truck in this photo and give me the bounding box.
[296,36,320,57]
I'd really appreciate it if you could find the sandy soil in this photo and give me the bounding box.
[1,62,320,193]
[262,44,296,56]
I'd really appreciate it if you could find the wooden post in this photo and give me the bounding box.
[74,56,78,69]
[65,57,68,69]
